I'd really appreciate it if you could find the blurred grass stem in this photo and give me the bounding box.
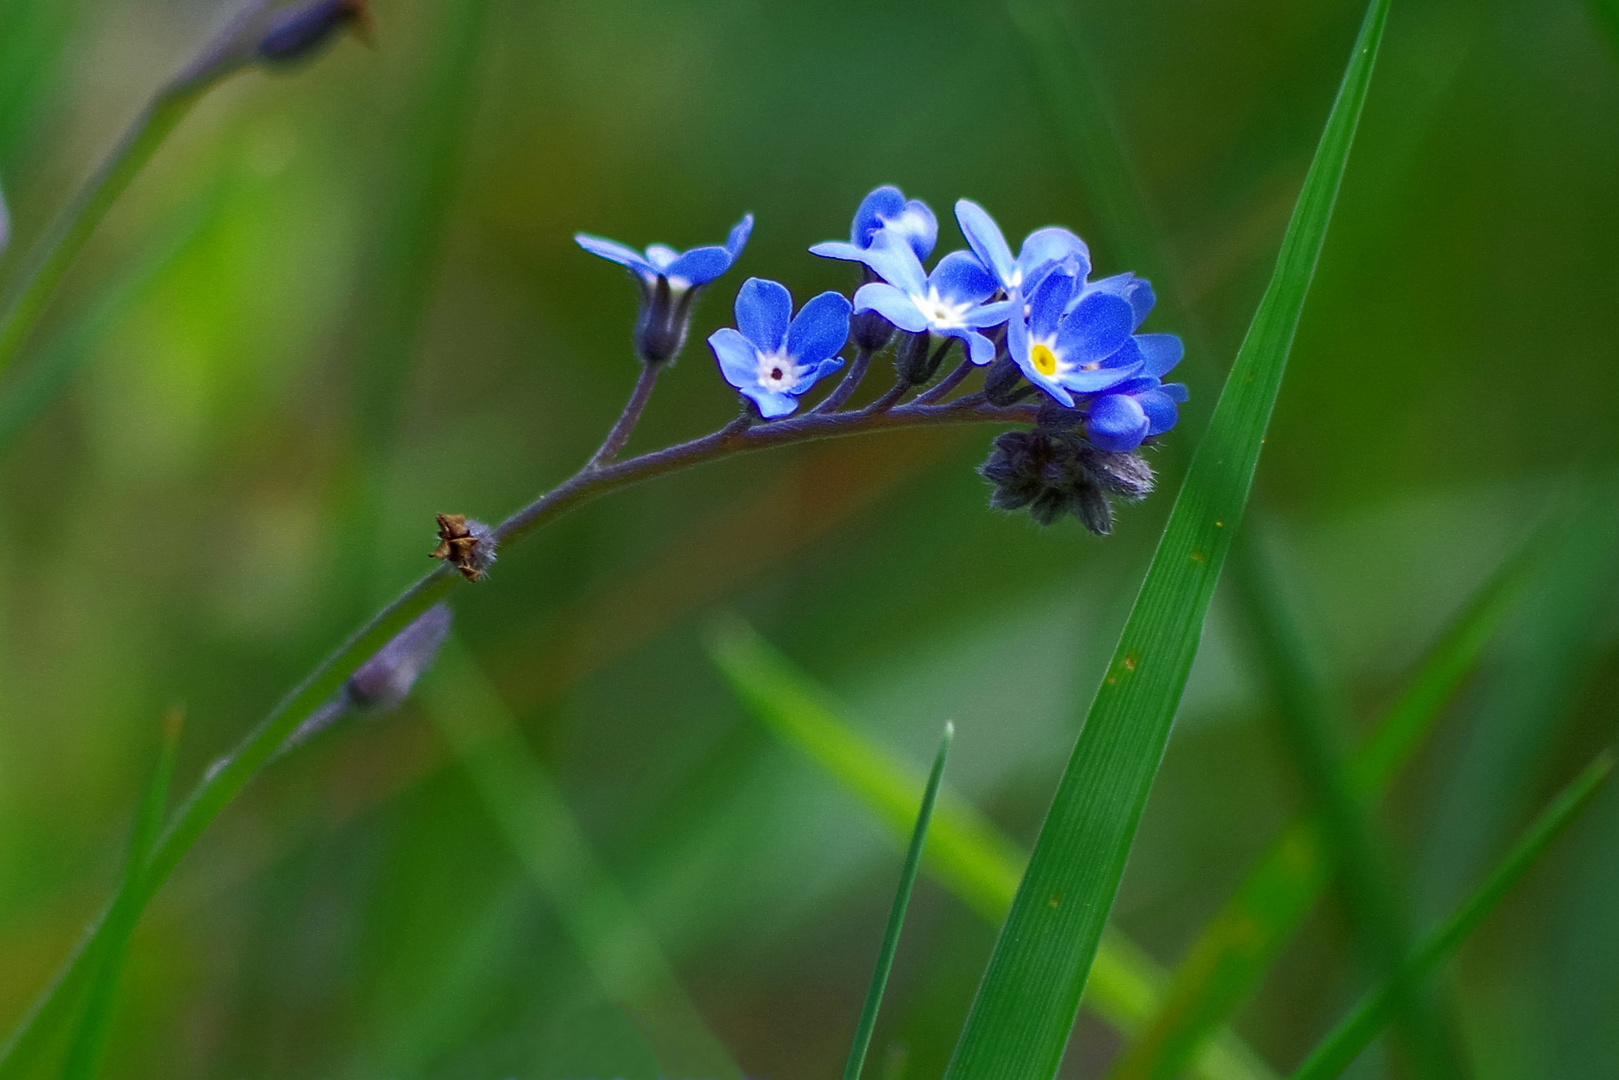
[0,1,273,380]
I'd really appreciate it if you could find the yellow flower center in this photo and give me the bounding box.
[1031,343,1059,377]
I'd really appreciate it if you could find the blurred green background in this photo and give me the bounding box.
[2,0,1617,1077]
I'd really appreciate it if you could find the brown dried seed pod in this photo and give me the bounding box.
[430,513,496,581]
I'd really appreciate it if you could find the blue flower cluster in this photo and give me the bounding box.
[575,186,1186,530]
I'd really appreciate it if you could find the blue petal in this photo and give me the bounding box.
[665,245,733,285]
[1137,388,1180,436]
[962,298,1019,328]
[750,386,800,419]
[735,278,792,351]
[947,327,999,366]
[1087,394,1150,452]
[852,282,928,333]
[1135,333,1183,377]
[881,201,938,261]
[709,327,760,389]
[792,356,846,396]
[576,234,655,276]
[1162,381,1189,403]
[645,244,680,271]
[725,214,754,260]
[929,250,997,305]
[1058,363,1140,394]
[1018,227,1090,283]
[955,199,1016,290]
[809,240,870,263]
[786,290,852,364]
[1008,318,1076,406]
[860,232,928,295]
[1127,278,1156,328]
[852,186,907,246]
[1026,269,1077,338]
[1057,291,1135,364]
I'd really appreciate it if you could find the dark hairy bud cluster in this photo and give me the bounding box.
[981,429,1155,534]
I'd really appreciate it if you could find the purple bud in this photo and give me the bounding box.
[257,0,372,66]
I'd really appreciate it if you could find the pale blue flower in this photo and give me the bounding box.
[709,278,850,418]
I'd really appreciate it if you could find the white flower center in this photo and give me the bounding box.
[880,208,929,242]
[910,286,973,330]
[755,349,802,393]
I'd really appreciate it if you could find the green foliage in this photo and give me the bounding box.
[843,723,950,1080]
[707,618,1275,1080]
[1109,528,1543,1080]
[942,2,1391,1075]
[1291,754,1614,1080]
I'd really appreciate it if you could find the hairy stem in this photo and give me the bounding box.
[814,345,875,413]
[587,361,662,467]
[916,356,976,405]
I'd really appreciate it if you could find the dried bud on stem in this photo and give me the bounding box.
[430,513,497,581]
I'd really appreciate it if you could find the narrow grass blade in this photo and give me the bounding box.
[1290,752,1614,1080]
[1110,530,1543,1080]
[422,639,742,1080]
[706,619,1275,1080]
[943,3,1390,1075]
[844,724,952,1080]
[57,709,184,1080]
[1231,531,1460,1079]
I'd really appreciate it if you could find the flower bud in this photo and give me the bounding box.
[983,355,1024,406]
[979,427,1155,535]
[893,331,935,385]
[634,276,700,365]
[849,267,896,353]
[282,603,453,751]
[257,0,373,66]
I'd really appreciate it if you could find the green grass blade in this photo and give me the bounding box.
[1230,532,1459,1079]
[1290,752,1615,1080]
[942,2,1390,1074]
[706,619,1275,1080]
[844,724,952,1080]
[58,709,184,1080]
[422,639,742,1080]
[1109,529,1543,1080]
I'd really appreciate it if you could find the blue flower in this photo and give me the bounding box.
[576,214,753,291]
[810,185,937,264]
[954,199,1089,296]
[1072,274,1187,452]
[576,214,754,363]
[1007,266,1143,407]
[847,233,1016,365]
[709,278,851,419]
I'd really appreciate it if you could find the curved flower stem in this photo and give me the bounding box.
[864,378,911,415]
[813,345,874,413]
[915,356,976,405]
[587,361,662,468]
[0,390,1039,1076]
[0,3,272,382]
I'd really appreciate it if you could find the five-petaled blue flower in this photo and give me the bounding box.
[709,278,851,419]
[954,199,1089,297]
[1071,273,1187,452]
[576,214,754,363]
[1007,266,1143,407]
[810,185,937,264]
[842,233,1016,365]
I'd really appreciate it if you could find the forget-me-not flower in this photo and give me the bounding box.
[1072,273,1187,452]
[810,185,938,264]
[954,199,1089,297]
[1007,267,1143,407]
[846,233,1016,365]
[576,214,753,363]
[709,278,850,419]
